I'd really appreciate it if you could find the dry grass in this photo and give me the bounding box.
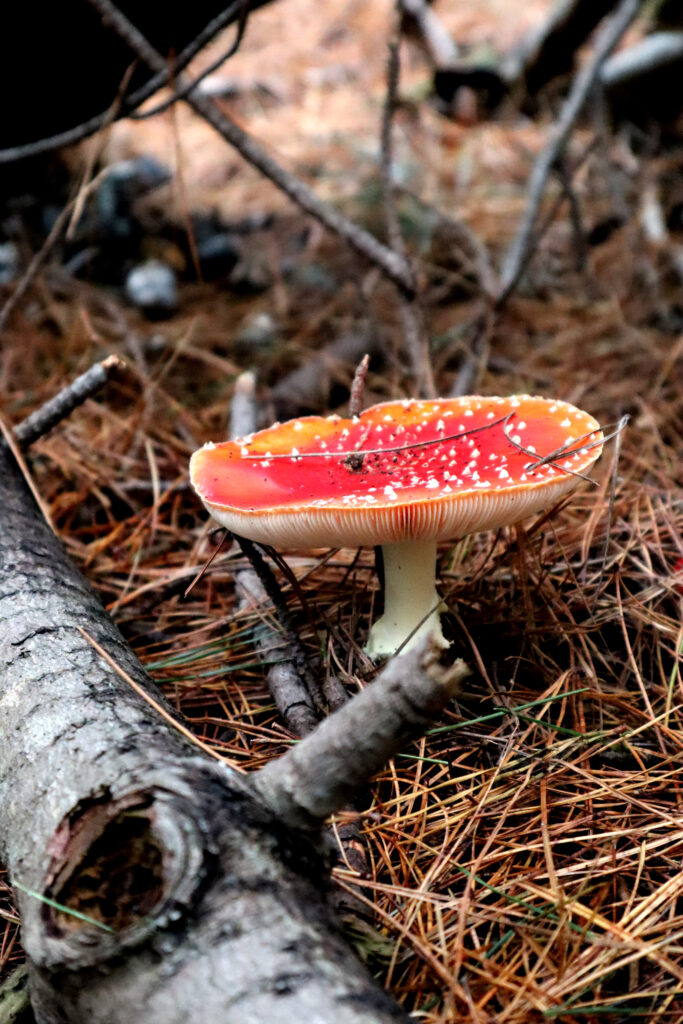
[3,1,683,1020]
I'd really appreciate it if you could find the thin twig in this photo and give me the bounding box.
[129,0,251,120]
[348,354,370,418]
[399,0,460,68]
[14,355,125,449]
[85,0,416,296]
[242,414,511,459]
[380,0,436,396]
[591,414,630,612]
[381,9,407,261]
[497,0,642,304]
[556,158,588,271]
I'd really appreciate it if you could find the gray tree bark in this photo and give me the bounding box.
[0,440,411,1024]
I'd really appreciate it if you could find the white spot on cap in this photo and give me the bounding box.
[561,418,572,427]
[384,485,398,499]
[293,422,303,431]
[425,479,439,490]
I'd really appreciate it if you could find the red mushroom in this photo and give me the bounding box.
[190,395,604,657]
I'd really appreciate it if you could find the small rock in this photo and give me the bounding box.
[236,312,277,350]
[195,232,241,280]
[125,260,178,319]
[228,253,272,294]
[98,157,170,239]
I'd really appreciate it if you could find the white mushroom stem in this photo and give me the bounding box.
[365,539,450,658]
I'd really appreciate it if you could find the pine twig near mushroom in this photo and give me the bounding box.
[190,395,604,659]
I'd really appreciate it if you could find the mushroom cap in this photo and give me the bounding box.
[190,395,603,548]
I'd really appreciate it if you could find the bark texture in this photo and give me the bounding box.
[0,441,409,1024]
[255,648,470,830]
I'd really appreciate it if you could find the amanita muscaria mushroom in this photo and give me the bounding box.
[190,395,603,657]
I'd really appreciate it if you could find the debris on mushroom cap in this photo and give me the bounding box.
[190,395,604,548]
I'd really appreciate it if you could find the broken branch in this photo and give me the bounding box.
[254,644,470,830]
[14,355,125,449]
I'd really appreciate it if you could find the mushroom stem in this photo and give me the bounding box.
[365,539,450,658]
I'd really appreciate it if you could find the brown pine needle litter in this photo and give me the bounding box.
[3,2,683,1020]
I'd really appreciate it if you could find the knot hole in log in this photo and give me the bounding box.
[33,787,208,967]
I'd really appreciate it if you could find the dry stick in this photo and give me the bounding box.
[129,0,251,121]
[453,136,595,397]
[254,642,471,830]
[86,0,415,296]
[399,0,460,68]
[232,533,325,717]
[229,372,321,735]
[504,134,599,293]
[380,1,436,398]
[496,0,642,305]
[14,355,125,449]
[348,354,370,418]
[591,414,630,613]
[556,158,589,272]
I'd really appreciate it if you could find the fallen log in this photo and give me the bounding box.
[0,437,466,1022]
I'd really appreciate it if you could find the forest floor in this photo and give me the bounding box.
[2,1,683,1021]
